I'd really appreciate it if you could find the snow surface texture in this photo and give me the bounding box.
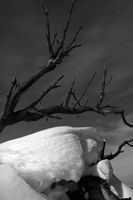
[0,161,133,200]
[0,126,104,192]
[0,126,133,200]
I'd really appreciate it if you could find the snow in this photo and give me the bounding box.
[84,159,113,182]
[0,164,48,200]
[0,126,133,199]
[0,164,70,200]
[0,126,104,192]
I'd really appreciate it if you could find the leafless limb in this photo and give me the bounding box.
[66,26,82,50]
[63,78,76,107]
[74,72,96,107]
[52,33,58,47]
[91,138,133,165]
[1,61,133,133]
[99,108,133,128]
[41,0,54,58]
[41,0,81,62]
[54,0,77,58]
[0,0,133,135]
[93,65,133,127]
[103,138,133,160]
[99,139,106,160]
[0,0,82,133]
[3,77,19,116]
[22,75,64,113]
[96,65,112,109]
[89,138,133,166]
[72,92,81,107]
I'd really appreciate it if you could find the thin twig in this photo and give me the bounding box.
[67,26,82,50]
[3,77,18,115]
[74,73,96,107]
[55,0,77,57]
[96,65,108,108]
[63,78,76,106]
[52,33,58,47]
[23,75,64,112]
[104,138,133,160]
[72,92,81,107]
[41,0,54,58]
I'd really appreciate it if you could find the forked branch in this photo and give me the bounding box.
[91,138,133,166]
[0,0,82,132]
[104,139,133,160]
[0,0,133,134]
[96,65,112,109]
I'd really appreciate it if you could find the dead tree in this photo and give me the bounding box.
[0,0,133,139]
[0,1,133,200]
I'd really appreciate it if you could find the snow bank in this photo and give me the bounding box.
[84,159,113,182]
[0,126,104,192]
[0,126,132,200]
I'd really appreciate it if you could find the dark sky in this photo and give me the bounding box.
[0,0,133,185]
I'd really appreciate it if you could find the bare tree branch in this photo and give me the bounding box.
[54,0,77,58]
[103,138,133,160]
[99,108,133,128]
[120,110,133,128]
[72,92,81,107]
[22,75,64,113]
[96,65,112,109]
[2,65,133,131]
[66,26,82,50]
[41,0,54,58]
[74,72,96,107]
[8,103,101,124]
[3,77,19,116]
[63,78,76,107]
[0,0,133,135]
[2,62,58,114]
[1,61,133,132]
[0,0,82,132]
[89,138,133,166]
[52,33,58,47]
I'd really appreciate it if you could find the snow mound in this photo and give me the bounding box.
[0,126,104,192]
[84,159,113,182]
[0,164,48,200]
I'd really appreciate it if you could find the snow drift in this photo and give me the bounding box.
[0,126,104,192]
[0,126,132,200]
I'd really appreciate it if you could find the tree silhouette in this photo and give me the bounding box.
[0,1,133,199]
[0,0,133,133]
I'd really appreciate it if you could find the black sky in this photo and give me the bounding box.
[0,0,133,185]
